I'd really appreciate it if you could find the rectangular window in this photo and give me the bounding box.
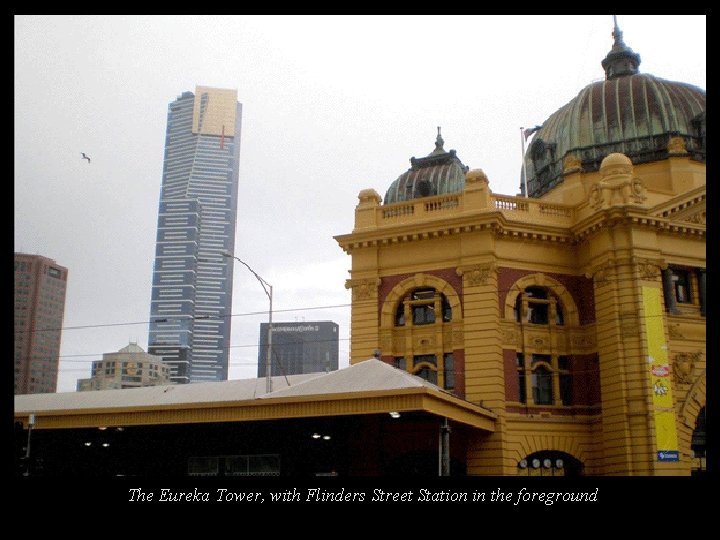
[443,353,454,390]
[532,367,553,405]
[412,304,435,325]
[560,373,572,405]
[671,269,692,303]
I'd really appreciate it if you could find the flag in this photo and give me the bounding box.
[523,125,542,140]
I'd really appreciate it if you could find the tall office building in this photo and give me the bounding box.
[258,321,339,377]
[14,253,68,394]
[148,86,242,384]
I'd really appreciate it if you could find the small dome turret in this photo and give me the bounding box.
[384,128,470,204]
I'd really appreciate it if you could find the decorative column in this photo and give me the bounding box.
[457,262,508,475]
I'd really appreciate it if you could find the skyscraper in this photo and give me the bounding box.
[258,321,339,377]
[14,253,68,394]
[148,86,242,384]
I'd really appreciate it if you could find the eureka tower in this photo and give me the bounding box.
[148,86,242,383]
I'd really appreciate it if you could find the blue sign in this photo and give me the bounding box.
[657,450,679,462]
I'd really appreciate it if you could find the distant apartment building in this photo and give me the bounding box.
[14,253,68,394]
[258,321,339,377]
[77,342,172,391]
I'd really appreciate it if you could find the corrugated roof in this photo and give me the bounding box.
[260,358,444,399]
[14,360,446,413]
[14,371,321,413]
[15,359,496,432]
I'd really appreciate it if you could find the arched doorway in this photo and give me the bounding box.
[691,406,706,476]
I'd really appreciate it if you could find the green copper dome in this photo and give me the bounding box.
[384,128,469,205]
[522,20,706,198]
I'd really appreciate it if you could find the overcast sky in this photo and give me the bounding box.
[14,15,706,393]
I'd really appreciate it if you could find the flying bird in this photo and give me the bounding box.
[81,152,91,163]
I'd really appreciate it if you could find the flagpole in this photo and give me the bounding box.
[520,127,528,198]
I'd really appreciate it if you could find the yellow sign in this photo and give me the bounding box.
[642,287,679,461]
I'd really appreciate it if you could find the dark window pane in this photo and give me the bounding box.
[532,366,553,405]
[672,269,692,303]
[443,353,454,390]
[416,366,437,385]
[529,302,549,324]
[442,296,452,322]
[395,303,405,326]
[560,373,572,405]
[558,355,570,370]
[413,305,435,325]
[518,372,526,403]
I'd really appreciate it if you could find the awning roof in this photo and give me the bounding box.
[14,359,496,432]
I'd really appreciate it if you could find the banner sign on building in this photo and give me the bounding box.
[642,287,679,462]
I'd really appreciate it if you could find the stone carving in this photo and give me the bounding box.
[563,154,582,173]
[589,182,605,210]
[684,211,706,225]
[586,260,615,287]
[459,264,495,286]
[673,351,702,385]
[668,324,683,339]
[503,329,518,346]
[345,278,379,301]
[667,137,687,155]
[634,258,661,280]
[630,177,647,204]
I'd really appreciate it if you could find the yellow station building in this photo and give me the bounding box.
[335,22,706,476]
[14,22,705,477]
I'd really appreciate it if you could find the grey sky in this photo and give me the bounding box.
[14,15,706,392]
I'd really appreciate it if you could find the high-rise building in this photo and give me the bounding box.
[14,253,68,394]
[258,321,339,377]
[148,86,242,384]
[76,342,172,391]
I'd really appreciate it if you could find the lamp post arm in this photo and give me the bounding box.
[223,251,273,393]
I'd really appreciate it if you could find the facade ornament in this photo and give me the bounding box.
[563,154,582,174]
[458,263,495,286]
[667,136,687,155]
[684,211,706,225]
[345,278,380,301]
[633,257,662,280]
[668,324,683,339]
[586,259,615,287]
[673,351,702,385]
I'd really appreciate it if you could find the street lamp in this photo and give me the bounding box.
[222,251,273,393]
[23,413,35,476]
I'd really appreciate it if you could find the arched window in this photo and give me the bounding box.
[395,288,452,326]
[514,286,564,326]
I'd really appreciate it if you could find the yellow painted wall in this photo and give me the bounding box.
[336,153,705,476]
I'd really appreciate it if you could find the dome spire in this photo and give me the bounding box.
[430,126,445,156]
[601,15,641,80]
